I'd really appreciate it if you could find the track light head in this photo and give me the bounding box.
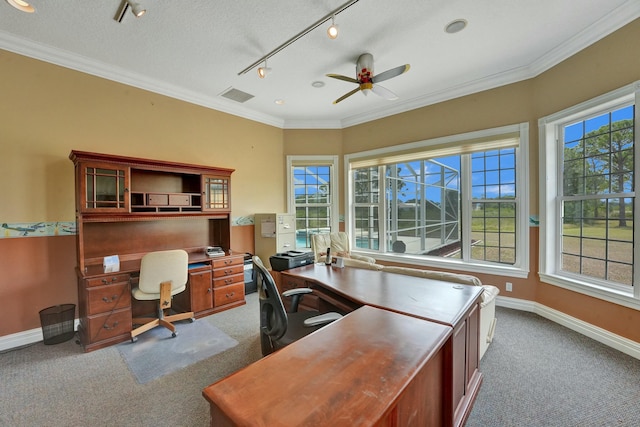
[115,0,146,22]
[327,16,339,39]
[5,0,35,13]
[128,1,146,17]
[257,64,272,79]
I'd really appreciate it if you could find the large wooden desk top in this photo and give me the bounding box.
[281,264,483,327]
[203,305,452,427]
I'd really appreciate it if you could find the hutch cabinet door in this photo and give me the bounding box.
[202,175,230,212]
[189,268,214,313]
[78,162,130,213]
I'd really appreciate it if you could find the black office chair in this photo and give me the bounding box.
[253,256,342,356]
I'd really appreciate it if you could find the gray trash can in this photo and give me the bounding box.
[39,304,76,345]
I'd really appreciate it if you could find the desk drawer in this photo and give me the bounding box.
[86,273,131,288]
[212,255,243,269]
[86,283,131,315]
[213,273,243,289]
[212,264,244,278]
[84,309,131,341]
[213,283,244,307]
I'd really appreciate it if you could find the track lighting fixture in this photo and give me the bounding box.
[238,0,361,76]
[327,15,339,39]
[257,60,271,79]
[114,0,146,23]
[5,0,35,13]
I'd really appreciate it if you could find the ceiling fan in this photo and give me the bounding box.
[327,53,410,104]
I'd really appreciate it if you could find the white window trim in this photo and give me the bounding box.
[344,123,530,279]
[286,155,340,234]
[538,80,640,310]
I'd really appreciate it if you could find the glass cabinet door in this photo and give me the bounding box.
[80,163,129,213]
[202,175,230,212]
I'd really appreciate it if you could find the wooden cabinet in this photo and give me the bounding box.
[77,161,130,213]
[212,255,245,310]
[70,150,242,352]
[202,174,231,212]
[254,213,296,269]
[173,264,214,315]
[173,255,245,318]
[77,272,132,352]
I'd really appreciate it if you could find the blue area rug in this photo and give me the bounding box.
[117,320,238,384]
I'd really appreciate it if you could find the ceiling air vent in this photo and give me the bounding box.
[220,88,254,103]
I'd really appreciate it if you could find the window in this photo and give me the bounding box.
[346,124,529,277]
[539,81,639,307]
[287,156,339,249]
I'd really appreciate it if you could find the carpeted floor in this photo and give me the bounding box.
[2,297,639,426]
[467,307,640,427]
[0,293,261,427]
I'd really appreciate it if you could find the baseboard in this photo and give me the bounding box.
[497,296,640,360]
[0,320,79,353]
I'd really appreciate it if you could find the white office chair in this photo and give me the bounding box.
[130,249,195,342]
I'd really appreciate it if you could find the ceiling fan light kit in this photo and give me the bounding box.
[327,53,410,104]
[6,0,35,13]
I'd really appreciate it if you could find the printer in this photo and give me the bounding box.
[269,250,315,271]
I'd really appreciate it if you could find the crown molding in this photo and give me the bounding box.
[1,0,638,130]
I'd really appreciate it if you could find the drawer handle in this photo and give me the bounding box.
[224,279,233,285]
[207,288,212,293]
[101,277,118,284]
[224,269,234,275]
[103,321,119,330]
[224,260,232,265]
[102,295,118,303]
[225,292,235,298]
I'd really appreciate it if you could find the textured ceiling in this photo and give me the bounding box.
[0,0,638,129]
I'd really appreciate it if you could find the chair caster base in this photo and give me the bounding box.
[171,332,177,338]
[131,336,138,343]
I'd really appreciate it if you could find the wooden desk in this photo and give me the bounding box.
[203,305,453,427]
[280,264,484,427]
[76,252,245,352]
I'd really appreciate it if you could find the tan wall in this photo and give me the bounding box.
[0,52,284,336]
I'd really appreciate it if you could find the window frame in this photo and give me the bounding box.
[345,123,530,278]
[538,81,640,309]
[287,155,340,249]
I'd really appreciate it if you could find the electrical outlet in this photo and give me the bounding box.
[506,282,513,292]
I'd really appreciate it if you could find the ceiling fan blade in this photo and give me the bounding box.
[371,84,398,100]
[333,87,361,104]
[371,64,410,83]
[326,74,360,84]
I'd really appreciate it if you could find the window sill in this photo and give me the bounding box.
[354,251,529,279]
[539,273,640,311]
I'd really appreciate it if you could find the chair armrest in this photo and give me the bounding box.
[282,288,313,297]
[282,288,313,312]
[303,312,342,327]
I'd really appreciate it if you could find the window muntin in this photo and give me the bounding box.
[560,105,634,288]
[539,81,639,306]
[287,156,339,250]
[348,125,527,274]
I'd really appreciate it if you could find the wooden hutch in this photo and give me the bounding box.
[70,150,245,352]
